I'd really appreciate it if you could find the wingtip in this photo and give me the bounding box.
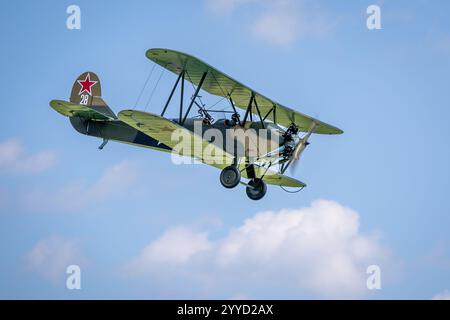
[145,48,158,59]
[49,99,61,106]
[146,48,171,59]
[49,99,65,110]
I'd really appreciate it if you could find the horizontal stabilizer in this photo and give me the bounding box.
[50,100,116,120]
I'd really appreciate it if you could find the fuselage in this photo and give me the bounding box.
[69,116,285,158]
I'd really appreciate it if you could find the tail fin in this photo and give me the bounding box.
[70,72,116,119]
[70,72,101,105]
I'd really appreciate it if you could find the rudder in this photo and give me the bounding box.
[69,72,116,119]
[70,72,102,106]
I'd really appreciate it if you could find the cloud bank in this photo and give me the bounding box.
[205,0,334,45]
[432,290,450,300]
[23,160,138,211]
[25,235,85,284]
[126,199,391,298]
[0,138,57,174]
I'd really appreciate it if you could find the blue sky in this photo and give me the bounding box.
[0,0,450,299]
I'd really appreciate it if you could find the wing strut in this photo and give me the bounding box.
[273,105,277,125]
[242,95,254,126]
[241,95,267,128]
[161,71,183,117]
[179,71,185,123]
[253,98,265,129]
[228,97,242,126]
[263,106,275,122]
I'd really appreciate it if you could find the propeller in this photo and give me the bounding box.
[289,137,310,174]
[282,124,316,175]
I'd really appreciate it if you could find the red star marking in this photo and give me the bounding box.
[77,73,98,96]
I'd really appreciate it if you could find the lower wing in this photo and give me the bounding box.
[118,110,305,188]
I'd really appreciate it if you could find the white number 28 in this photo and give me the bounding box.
[80,94,89,105]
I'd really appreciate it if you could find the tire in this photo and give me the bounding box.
[220,166,241,189]
[246,178,267,200]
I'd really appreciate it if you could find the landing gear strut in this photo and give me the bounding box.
[220,166,241,189]
[246,178,267,200]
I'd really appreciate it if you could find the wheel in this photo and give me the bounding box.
[220,166,241,189]
[246,178,267,200]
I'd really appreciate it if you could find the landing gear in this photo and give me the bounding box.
[246,178,267,200]
[220,166,241,189]
[220,165,267,200]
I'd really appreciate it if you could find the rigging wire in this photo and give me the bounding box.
[144,68,165,111]
[186,70,234,115]
[185,71,206,108]
[134,63,156,109]
[210,72,234,112]
[185,71,213,122]
[206,96,226,110]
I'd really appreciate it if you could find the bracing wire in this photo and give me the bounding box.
[210,72,235,112]
[134,63,156,108]
[186,70,233,114]
[185,71,210,118]
[144,68,165,111]
[206,96,226,110]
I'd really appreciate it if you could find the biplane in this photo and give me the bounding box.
[50,48,343,200]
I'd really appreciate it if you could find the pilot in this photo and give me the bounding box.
[202,117,212,126]
[225,113,241,127]
[231,112,240,124]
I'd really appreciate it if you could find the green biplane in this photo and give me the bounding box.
[50,48,343,200]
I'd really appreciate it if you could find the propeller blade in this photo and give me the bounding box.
[290,156,299,174]
[288,140,306,174]
[288,134,312,174]
[293,140,307,160]
[286,123,316,175]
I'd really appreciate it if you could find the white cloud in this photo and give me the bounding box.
[125,200,391,298]
[23,160,138,211]
[127,226,212,274]
[432,290,450,300]
[25,235,85,283]
[250,7,300,45]
[0,138,57,174]
[89,160,138,199]
[205,0,334,45]
[205,0,245,14]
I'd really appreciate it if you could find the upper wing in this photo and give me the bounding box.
[146,48,343,135]
[118,110,305,188]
